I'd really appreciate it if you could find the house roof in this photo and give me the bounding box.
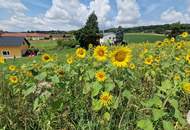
[0,33,49,37]
[0,36,30,46]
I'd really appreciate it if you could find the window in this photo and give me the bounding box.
[2,50,10,56]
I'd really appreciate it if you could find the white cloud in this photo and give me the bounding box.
[160,8,190,23]
[115,0,141,27]
[0,0,27,15]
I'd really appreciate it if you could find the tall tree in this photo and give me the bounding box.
[116,26,124,44]
[75,12,100,49]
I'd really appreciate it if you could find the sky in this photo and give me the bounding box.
[0,0,189,31]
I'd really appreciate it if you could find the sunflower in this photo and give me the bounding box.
[174,74,180,81]
[185,53,190,63]
[42,54,52,62]
[0,56,5,64]
[9,76,18,84]
[111,47,132,68]
[95,71,106,82]
[93,45,108,61]
[144,56,153,65]
[176,42,184,49]
[182,82,190,94]
[8,65,16,71]
[67,56,73,64]
[170,37,175,42]
[76,48,86,59]
[100,92,112,106]
[156,41,164,48]
[129,63,136,69]
[155,56,160,63]
[181,32,188,38]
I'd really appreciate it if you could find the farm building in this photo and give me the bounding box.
[100,32,116,45]
[0,33,50,40]
[0,37,30,58]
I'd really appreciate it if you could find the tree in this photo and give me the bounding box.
[115,26,124,44]
[167,22,182,38]
[75,12,100,49]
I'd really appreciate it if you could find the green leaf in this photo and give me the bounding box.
[51,75,60,84]
[23,84,36,97]
[92,99,102,111]
[112,97,119,109]
[160,80,172,93]
[122,89,133,99]
[169,99,186,126]
[141,96,162,107]
[92,82,102,97]
[152,109,166,121]
[83,83,91,94]
[103,112,111,121]
[163,120,174,130]
[35,72,47,81]
[137,119,154,130]
[104,83,115,92]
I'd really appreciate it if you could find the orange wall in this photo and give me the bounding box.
[0,45,28,58]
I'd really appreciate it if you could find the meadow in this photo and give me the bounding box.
[0,32,190,130]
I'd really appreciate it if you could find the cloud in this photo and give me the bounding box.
[115,0,141,27]
[0,0,27,15]
[160,7,190,23]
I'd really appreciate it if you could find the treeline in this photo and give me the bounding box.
[105,23,190,34]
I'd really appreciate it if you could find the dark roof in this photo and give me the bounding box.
[0,36,30,46]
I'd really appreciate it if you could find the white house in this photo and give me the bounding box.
[100,32,116,45]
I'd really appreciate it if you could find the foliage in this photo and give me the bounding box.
[57,40,79,48]
[116,26,124,43]
[0,34,190,129]
[75,12,100,49]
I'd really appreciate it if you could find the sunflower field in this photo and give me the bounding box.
[0,32,190,130]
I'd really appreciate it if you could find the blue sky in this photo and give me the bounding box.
[0,0,189,31]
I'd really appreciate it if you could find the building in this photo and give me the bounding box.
[50,33,75,41]
[1,33,50,40]
[0,37,30,58]
[100,32,116,45]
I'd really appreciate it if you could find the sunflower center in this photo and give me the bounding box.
[44,56,50,60]
[12,77,16,81]
[79,50,84,55]
[98,49,105,56]
[115,51,126,62]
[98,74,104,79]
[102,95,109,102]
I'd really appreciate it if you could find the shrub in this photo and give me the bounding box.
[57,40,79,48]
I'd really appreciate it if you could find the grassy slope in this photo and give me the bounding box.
[124,33,166,43]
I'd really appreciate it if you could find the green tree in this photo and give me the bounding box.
[75,12,100,49]
[116,26,124,44]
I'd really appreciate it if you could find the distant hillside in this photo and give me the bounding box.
[105,23,190,34]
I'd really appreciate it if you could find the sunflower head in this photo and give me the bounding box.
[144,56,153,65]
[76,48,86,59]
[186,54,190,63]
[0,56,5,64]
[8,65,16,71]
[129,63,136,69]
[93,45,108,61]
[96,71,106,82]
[42,54,52,62]
[100,92,112,106]
[9,76,18,84]
[170,37,175,42]
[67,56,74,64]
[155,56,160,63]
[111,47,132,68]
[181,32,188,38]
[182,82,190,94]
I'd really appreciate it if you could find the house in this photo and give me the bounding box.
[1,33,50,40]
[50,33,75,41]
[100,32,116,45]
[0,37,30,58]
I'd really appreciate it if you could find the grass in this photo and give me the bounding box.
[124,33,166,43]
[2,40,75,67]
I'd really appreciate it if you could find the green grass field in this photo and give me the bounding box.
[124,33,166,43]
